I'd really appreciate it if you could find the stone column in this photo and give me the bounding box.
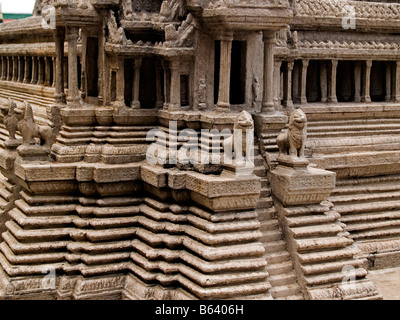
[114,57,126,108]
[362,60,372,103]
[320,61,328,102]
[7,57,11,81]
[18,56,24,82]
[66,27,80,106]
[31,57,38,84]
[0,57,3,80]
[23,56,30,83]
[262,31,275,113]
[385,62,392,102]
[162,60,170,109]
[131,57,142,109]
[54,28,65,103]
[38,57,44,85]
[216,33,233,113]
[300,59,309,104]
[12,57,18,82]
[169,59,181,112]
[354,61,361,103]
[44,57,51,87]
[328,59,338,103]
[155,60,163,109]
[1,57,6,80]
[283,61,294,109]
[64,57,68,89]
[274,60,282,109]
[393,61,400,103]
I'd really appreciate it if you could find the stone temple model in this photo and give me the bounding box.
[2,0,400,300]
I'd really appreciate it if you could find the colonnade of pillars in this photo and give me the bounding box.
[113,56,185,111]
[274,59,400,107]
[0,55,57,87]
[215,31,275,113]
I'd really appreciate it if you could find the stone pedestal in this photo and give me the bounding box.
[270,155,336,206]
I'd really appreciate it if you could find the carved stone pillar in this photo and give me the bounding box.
[354,61,361,103]
[155,60,163,109]
[169,60,181,112]
[274,60,282,109]
[23,56,30,83]
[162,60,170,109]
[131,57,142,109]
[54,28,65,103]
[393,61,400,103]
[283,61,294,109]
[320,61,328,103]
[1,57,6,80]
[262,32,275,113]
[44,57,51,87]
[66,27,80,106]
[300,59,309,104]
[362,60,372,103]
[31,57,38,84]
[385,62,392,102]
[38,57,44,85]
[114,57,126,108]
[18,56,24,82]
[12,57,18,82]
[216,34,233,113]
[328,60,338,103]
[7,57,11,81]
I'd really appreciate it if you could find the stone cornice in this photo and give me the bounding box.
[293,0,400,32]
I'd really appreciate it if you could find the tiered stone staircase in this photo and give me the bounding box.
[253,142,303,300]
[274,200,382,300]
[329,175,400,269]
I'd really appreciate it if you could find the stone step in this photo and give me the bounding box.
[308,123,400,132]
[260,229,282,242]
[308,118,400,127]
[298,248,359,264]
[301,259,365,276]
[263,240,287,253]
[256,197,274,210]
[333,183,400,196]
[294,237,354,252]
[265,251,291,264]
[335,200,400,215]
[269,284,302,299]
[285,212,339,228]
[260,219,279,232]
[268,271,297,287]
[350,227,400,241]
[257,208,276,221]
[260,186,271,197]
[0,197,8,210]
[0,185,12,202]
[276,294,304,300]
[345,219,400,233]
[290,224,343,239]
[266,261,294,275]
[329,190,400,205]
[335,175,400,187]
[304,268,367,286]
[339,210,400,224]
[308,129,400,139]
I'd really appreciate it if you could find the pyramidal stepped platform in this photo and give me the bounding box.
[0,0,398,300]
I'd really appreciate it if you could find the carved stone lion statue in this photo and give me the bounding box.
[276,108,307,158]
[224,110,254,161]
[2,98,19,140]
[15,101,53,148]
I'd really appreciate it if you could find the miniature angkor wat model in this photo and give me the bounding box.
[1,0,400,300]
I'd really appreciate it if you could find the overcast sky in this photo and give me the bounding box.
[1,0,36,14]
